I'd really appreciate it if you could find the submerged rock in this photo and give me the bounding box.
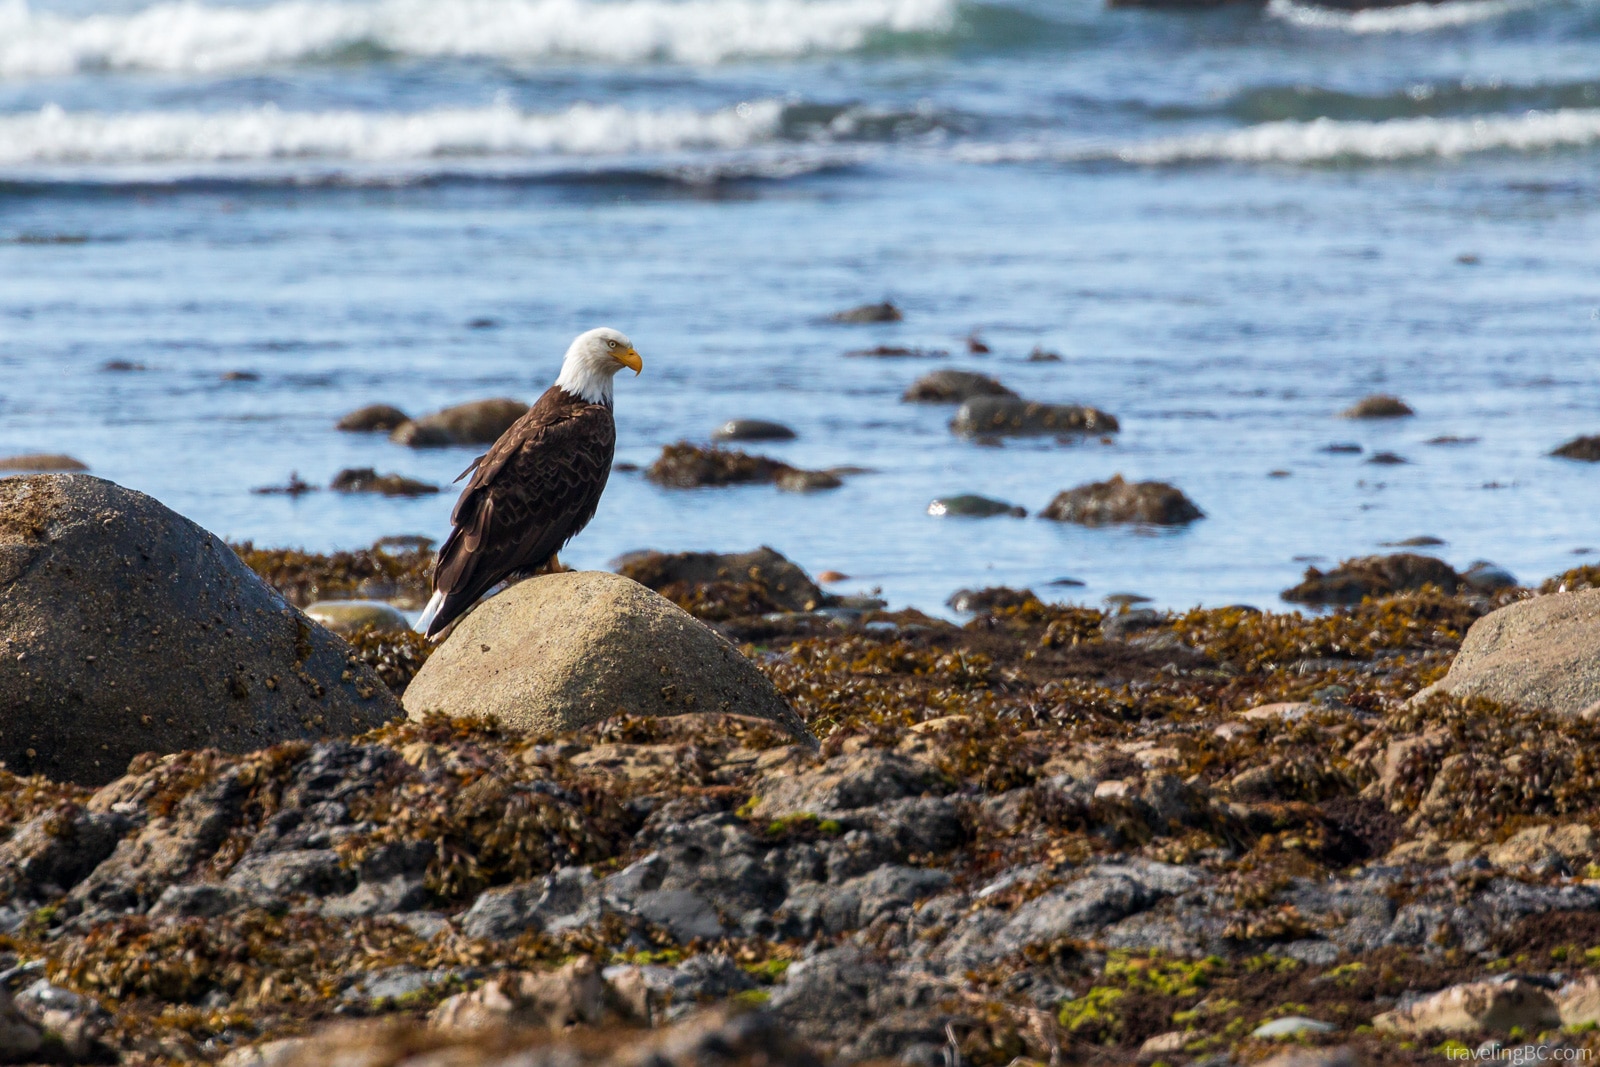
[901,370,1016,404]
[329,468,439,498]
[402,572,817,747]
[0,475,400,784]
[645,443,839,491]
[711,419,797,442]
[829,300,902,323]
[1553,434,1600,461]
[391,398,527,448]
[304,600,412,635]
[775,469,842,492]
[1282,553,1459,605]
[1340,394,1414,419]
[1039,474,1203,526]
[844,346,945,358]
[0,453,88,473]
[1412,588,1600,716]
[336,404,410,433]
[950,396,1118,437]
[927,495,1025,518]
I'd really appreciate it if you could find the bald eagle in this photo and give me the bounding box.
[414,327,643,639]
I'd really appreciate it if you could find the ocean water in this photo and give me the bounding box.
[2,0,1599,614]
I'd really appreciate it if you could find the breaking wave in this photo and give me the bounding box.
[956,108,1600,167]
[1265,0,1544,34]
[0,100,787,167]
[0,0,957,78]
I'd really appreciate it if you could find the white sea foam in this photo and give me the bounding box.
[0,100,786,166]
[1266,0,1543,33]
[0,0,955,77]
[954,108,1600,167]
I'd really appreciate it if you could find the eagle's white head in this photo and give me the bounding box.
[553,326,642,405]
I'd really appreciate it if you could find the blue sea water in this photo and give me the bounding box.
[1,0,1598,614]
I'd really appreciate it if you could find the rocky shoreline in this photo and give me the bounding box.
[8,480,1600,1067]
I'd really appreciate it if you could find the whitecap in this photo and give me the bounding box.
[1265,0,1545,34]
[0,0,956,78]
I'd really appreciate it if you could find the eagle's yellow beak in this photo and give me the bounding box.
[615,347,643,375]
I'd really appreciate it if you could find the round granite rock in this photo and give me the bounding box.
[0,475,401,784]
[403,571,816,747]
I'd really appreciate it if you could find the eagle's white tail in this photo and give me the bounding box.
[414,590,445,637]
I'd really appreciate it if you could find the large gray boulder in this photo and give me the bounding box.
[1413,590,1600,715]
[0,475,401,784]
[402,571,817,746]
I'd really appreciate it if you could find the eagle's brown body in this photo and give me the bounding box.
[422,384,615,638]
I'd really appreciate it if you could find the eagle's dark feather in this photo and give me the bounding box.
[422,385,615,637]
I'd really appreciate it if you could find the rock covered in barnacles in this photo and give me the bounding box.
[950,397,1118,437]
[403,572,817,747]
[0,475,400,784]
[1039,474,1202,526]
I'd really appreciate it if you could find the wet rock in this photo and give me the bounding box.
[430,957,604,1031]
[1382,535,1444,547]
[0,990,41,1062]
[712,419,796,442]
[1282,553,1460,605]
[1412,589,1600,716]
[0,453,88,472]
[328,468,439,498]
[775,469,842,492]
[222,370,261,382]
[901,370,1016,403]
[1373,979,1559,1034]
[927,494,1025,518]
[303,600,411,635]
[1460,560,1517,592]
[390,398,527,448]
[101,360,145,372]
[13,980,110,1062]
[1366,451,1407,465]
[752,750,943,818]
[1028,346,1063,362]
[0,805,133,901]
[0,475,399,784]
[1340,394,1414,419]
[336,405,410,433]
[1322,442,1362,454]
[946,586,1037,613]
[830,301,902,323]
[1552,435,1600,461]
[1040,474,1203,526]
[403,571,816,747]
[965,334,990,354]
[844,345,945,358]
[950,396,1118,437]
[616,546,828,615]
[252,473,317,496]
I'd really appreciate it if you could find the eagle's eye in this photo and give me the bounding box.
[605,339,618,349]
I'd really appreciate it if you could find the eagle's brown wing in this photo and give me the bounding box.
[424,387,615,636]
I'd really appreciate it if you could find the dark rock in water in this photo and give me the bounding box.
[0,475,400,784]
[252,472,317,496]
[966,333,990,354]
[712,419,797,442]
[646,443,840,491]
[1040,474,1203,526]
[0,453,88,473]
[1428,435,1479,446]
[101,360,145,372]
[1341,394,1414,419]
[946,586,1036,613]
[329,468,439,498]
[221,370,260,382]
[336,404,410,433]
[1282,552,1460,605]
[391,398,528,447]
[950,397,1118,437]
[618,546,828,616]
[466,317,499,329]
[1321,442,1363,454]
[1382,535,1445,547]
[1048,576,1086,587]
[1028,347,1063,362]
[845,346,945,359]
[1461,560,1518,593]
[830,300,902,324]
[927,495,1025,518]
[1102,608,1163,641]
[901,370,1016,404]
[1553,435,1600,462]
[1367,451,1409,465]
[775,469,842,493]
